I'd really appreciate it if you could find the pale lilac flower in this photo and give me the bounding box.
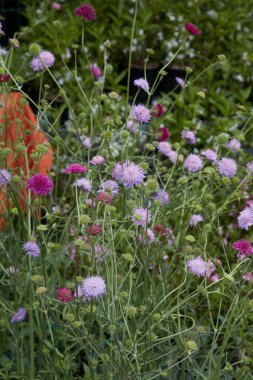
[89,156,105,165]
[167,150,178,164]
[75,276,106,301]
[0,47,7,56]
[91,64,101,80]
[176,77,185,87]
[157,141,172,157]
[134,78,149,93]
[52,2,61,10]
[227,138,241,152]
[11,307,27,323]
[0,169,11,185]
[23,242,40,257]
[132,104,151,124]
[31,51,55,72]
[7,266,18,275]
[132,207,151,227]
[112,162,124,181]
[246,162,253,175]
[237,207,253,230]
[243,273,253,281]
[127,120,138,134]
[74,178,92,192]
[189,214,203,227]
[201,149,217,164]
[98,180,119,195]
[184,154,203,173]
[187,256,206,277]
[155,189,170,205]
[121,161,145,188]
[181,130,196,145]
[218,158,237,178]
[138,228,156,244]
[81,135,92,148]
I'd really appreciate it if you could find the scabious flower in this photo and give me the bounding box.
[243,273,253,282]
[232,239,253,260]
[184,23,201,35]
[27,174,53,195]
[218,158,237,178]
[0,73,10,82]
[52,2,61,10]
[57,288,73,303]
[158,141,172,157]
[132,207,151,228]
[89,156,105,165]
[246,162,253,175]
[98,180,119,195]
[168,150,178,164]
[23,241,40,257]
[81,135,92,148]
[11,307,27,323]
[176,77,185,87]
[189,214,203,227]
[74,178,92,192]
[181,130,196,145]
[138,228,156,244]
[132,104,151,124]
[87,224,102,236]
[154,103,165,117]
[237,207,253,230]
[134,78,149,93]
[184,154,203,173]
[91,64,102,80]
[31,51,55,72]
[0,169,12,185]
[96,191,113,204]
[74,4,96,21]
[227,138,241,152]
[121,161,145,188]
[64,163,87,174]
[201,149,217,164]
[75,276,106,301]
[159,126,170,141]
[127,120,138,134]
[155,189,170,205]
[112,162,124,181]
[187,256,206,277]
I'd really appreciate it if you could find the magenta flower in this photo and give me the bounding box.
[75,276,106,301]
[11,307,27,323]
[23,241,40,257]
[218,158,237,178]
[134,78,149,93]
[64,163,87,174]
[187,256,206,277]
[0,169,11,185]
[237,207,253,230]
[184,23,201,35]
[159,126,171,141]
[132,104,151,124]
[121,161,145,188]
[27,174,53,195]
[57,288,73,303]
[91,64,101,80]
[31,51,55,72]
[74,178,92,192]
[89,156,105,165]
[201,149,218,164]
[74,3,96,21]
[181,130,196,145]
[184,154,203,173]
[189,214,203,227]
[98,180,119,195]
[155,189,170,205]
[227,138,241,152]
[132,207,151,228]
[154,103,165,117]
[232,239,253,260]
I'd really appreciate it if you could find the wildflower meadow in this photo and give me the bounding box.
[0,1,253,379]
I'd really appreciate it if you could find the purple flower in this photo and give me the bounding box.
[0,169,11,185]
[158,141,172,157]
[121,161,145,188]
[134,78,149,93]
[74,4,96,21]
[227,138,241,152]
[243,273,253,282]
[237,207,253,230]
[218,158,237,178]
[181,130,196,145]
[201,149,218,164]
[155,189,170,205]
[247,162,253,175]
[27,174,53,195]
[187,256,206,277]
[91,64,101,80]
[138,228,156,244]
[52,2,61,10]
[23,241,40,257]
[132,207,151,228]
[184,154,203,173]
[98,180,119,195]
[89,156,105,165]
[74,178,92,192]
[176,77,185,87]
[189,214,203,227]
[232,239,253,261]
[112,162,124,181]
[10,307,27,323]
[132,104,151,124]
[75,276,106,301]
[127,120,138,134]
[31,51,55,72]
[167,150,178,164]
[81,135,92,148]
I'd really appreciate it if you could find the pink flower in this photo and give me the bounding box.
[96,192,113,204]
[89,156,105,165]
[91,64,102,80]
[184,154,203,173]
[87,224,102,236]
[64,163,87,174]
[184,23,201,35]
[232,239,253,260]
[52,2,61,10]
[243,273,253,282]
[74,3,96,21]
[134,78,149,93]
[57,288,73,303]
[218,158,237,178]
[154,103,165,117]
[81,135,92,148]
[132,207,151,228]
[27,174,53,195]
[159,127,170,141]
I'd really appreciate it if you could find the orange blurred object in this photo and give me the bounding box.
[0,92,53,229]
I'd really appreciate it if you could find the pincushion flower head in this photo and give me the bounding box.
[227,138,241,152]
[187,256,206,277]
[23,241,40,257]
[127,120,138,134]
[121,161,145,188]
[134,78,149,93]
[74,3,96,21]
[0,169,11,185]
[184,23,201,35]
[201,149,217,164]
[27,174,53,195]
[158,141,172,157]
[75,276,106,302]
[232,239,253,260]
[87,224,102,236]
[132,104,151,124]
[155,103,165,117]
[184,154,203,173]
[11,307,27,323]
[159,126,170,141]
[91,64,101,80]
[96,191,113,204]
[81,135,92,148]
[218,158,237,178]
[89,156,105,165]
[132,207,151,228]
[237,207,253,230]
[52,2,61,10]
[64,163,87,174]
[181,130,196,145]
[31,51,55,72]
[98,180,119,195]
[57,288,73,303]
[74,178,92,192]
[246,161,253,175]
[155,189,170,205]
[189,214,203,227]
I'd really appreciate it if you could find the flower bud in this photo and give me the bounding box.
[29,43,41,55]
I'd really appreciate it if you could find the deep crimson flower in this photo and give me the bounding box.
[87,224,102,236]
[74,4,96,21]
[154,103,165,118]
[64,163,87,174]
[159,127,171,141]
[96,191,113,204]
[57,288,73,303]
[0,74,10,82]
[184,23,201,36]
[153,224,166,236]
